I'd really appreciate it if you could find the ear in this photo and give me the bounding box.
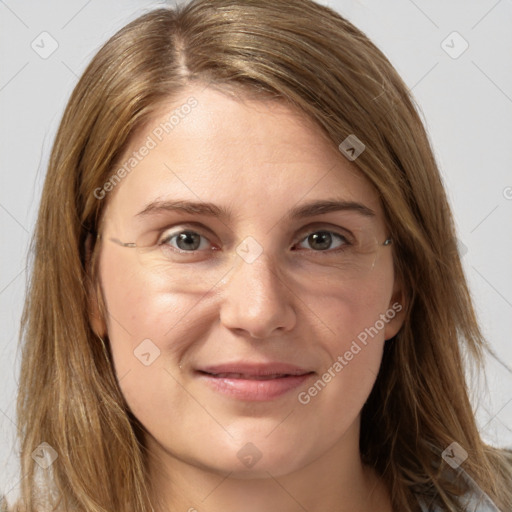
[85,233,108,339]
[384,274,407,341]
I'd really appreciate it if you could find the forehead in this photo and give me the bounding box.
[102,84,382,225]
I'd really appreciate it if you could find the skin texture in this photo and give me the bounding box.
[91,84,405,512]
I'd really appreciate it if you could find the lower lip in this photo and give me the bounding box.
[196,372,314,401]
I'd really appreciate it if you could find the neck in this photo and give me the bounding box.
[146,428,392,512]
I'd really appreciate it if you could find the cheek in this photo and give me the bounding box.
[97,250,209,393]
[100,247,207,338]
[319,260,396,347]
[307,263,395,405]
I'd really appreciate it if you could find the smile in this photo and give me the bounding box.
[195,363,315,401]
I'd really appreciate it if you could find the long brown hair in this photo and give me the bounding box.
[15,0,511,510]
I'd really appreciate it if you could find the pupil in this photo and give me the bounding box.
[309,232,331,250]
[177,232,200,251]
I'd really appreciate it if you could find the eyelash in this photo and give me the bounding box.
[157,224,352,255]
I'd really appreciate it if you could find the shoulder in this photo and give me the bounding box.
[416,486,501,512]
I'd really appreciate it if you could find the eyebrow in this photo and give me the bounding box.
[135,198,375,220]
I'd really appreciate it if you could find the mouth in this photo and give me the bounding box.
[200,372,305,379]
[194,363,315,401]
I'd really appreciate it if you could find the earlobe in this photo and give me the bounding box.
[88,284,108,339]
[85,233,108,338]
[384,279,407,341]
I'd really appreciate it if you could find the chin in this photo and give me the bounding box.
[201,451,309,480]
[187,430,318,479]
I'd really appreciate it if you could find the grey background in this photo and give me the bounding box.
[1,0,511,501]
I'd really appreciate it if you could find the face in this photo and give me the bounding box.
[91,84,404,479]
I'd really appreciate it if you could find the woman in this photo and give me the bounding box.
[11,0,511,510]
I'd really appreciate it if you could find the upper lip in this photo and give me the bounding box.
[196,362,314,378]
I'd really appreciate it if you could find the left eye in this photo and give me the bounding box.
[160,230,212,252]
[295,231,348,252]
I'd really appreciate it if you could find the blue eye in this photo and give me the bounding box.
[296,231,349,252]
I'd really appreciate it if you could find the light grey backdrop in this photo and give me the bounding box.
[1,0,511,500]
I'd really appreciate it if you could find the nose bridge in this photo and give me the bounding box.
[219,247,296,338]
[233,249,280,296]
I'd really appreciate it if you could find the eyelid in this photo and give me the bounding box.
[157,222,218,244]
[294,222,354,244]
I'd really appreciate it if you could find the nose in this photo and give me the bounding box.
[219,251,297,339]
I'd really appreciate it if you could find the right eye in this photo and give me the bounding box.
[159,229,216,253]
